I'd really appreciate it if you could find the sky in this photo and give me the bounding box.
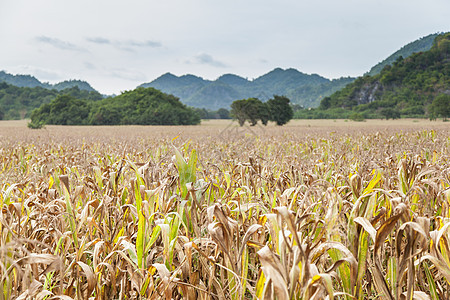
[0,0,449,95]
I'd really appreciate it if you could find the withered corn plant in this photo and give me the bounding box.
[0,124,449,299]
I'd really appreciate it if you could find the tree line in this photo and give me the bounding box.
[0,82,102,120]
[29,87,201,127]
[28,88,295,128]
[230,95,293,126]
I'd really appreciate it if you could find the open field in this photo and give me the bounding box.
[1,118,449,142]
[0,120,449,299]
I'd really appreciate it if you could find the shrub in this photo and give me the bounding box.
[349,112,365,122]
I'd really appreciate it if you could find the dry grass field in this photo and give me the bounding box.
[0,119,449,299]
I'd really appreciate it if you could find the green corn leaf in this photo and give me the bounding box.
[362,169,382,195]
[136,210,145,269]
[423,261,439,300]
[62,185,78,249]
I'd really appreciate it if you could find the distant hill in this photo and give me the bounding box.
[51,79,97,92]
[0,82,103,120]
[140,68,355,110]
[148,73,209,100]
[0,71,97,92]
[318,32,449,119]
[3,32,445,120]
[366,33,440,76]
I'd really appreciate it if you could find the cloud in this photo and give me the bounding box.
[86,37,162,52]
[35,36,85,52]
[84,62,96,70]
[86,37,111,45]
[128,40,162,48]
[189,53,227,68]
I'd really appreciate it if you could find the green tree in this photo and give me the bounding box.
[192,108,209,119]
[259,102,270,125]
[349,112,365,122]
[217,108,230,119]
[267,95,294,125]
[242,98,262,126]
[430,94,450,120]
[0,81,103,120]
[31,94,91,125]
[231,99,248,126]
[230,98,268,126]
[89,103,122,125]
[92,87,200,125]
[315,32,450,119]
[380,107,400,120]
[31,88,201,126]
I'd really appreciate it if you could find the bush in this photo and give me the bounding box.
[349,112,365,122]
[27,120,45,129]
[429,94,450,120]
[380,108,401,120]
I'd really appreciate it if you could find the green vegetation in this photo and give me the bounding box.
[31,95,92,125]
[349,112,365,122]
[0,82,103,120]
[141,68,356,110]
[51,79,97,92]
[266,95,294,125]
[231,98,267,126]
[366,33,440,76]
[31,87,201,126]
[380,107,401,120]
[3,32,447,123]
[230,95,293,126]
[0,70,97,91]
[193,107,231,119]
[303,32,450,120]
[27,120,45,129]
[429,93,450,120]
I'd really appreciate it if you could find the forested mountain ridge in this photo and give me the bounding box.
[318,32,450,119]
[140,68,354,110]
[366,33,440,76]
[0,71,97,92]
[0,82,103,120]
[139,33,442,111]
[1,32,446,120]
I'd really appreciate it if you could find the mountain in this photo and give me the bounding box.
[319,32,450,118]
[140,68,353,110]
[286,77,356,108]
[184,81,241,109]
[0,70,97,92]
[0,82,103,120]
[148,73,209,98]
[3,32,445,119]
[51,80,96,92]
[217,74,250,86]
[0,71,43,88]
[366,33,440,76]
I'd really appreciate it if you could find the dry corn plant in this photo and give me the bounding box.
[0,125,449,299]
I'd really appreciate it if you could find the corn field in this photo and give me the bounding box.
[1,120,450,299]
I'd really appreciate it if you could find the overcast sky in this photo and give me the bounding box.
[0,0,448,94]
